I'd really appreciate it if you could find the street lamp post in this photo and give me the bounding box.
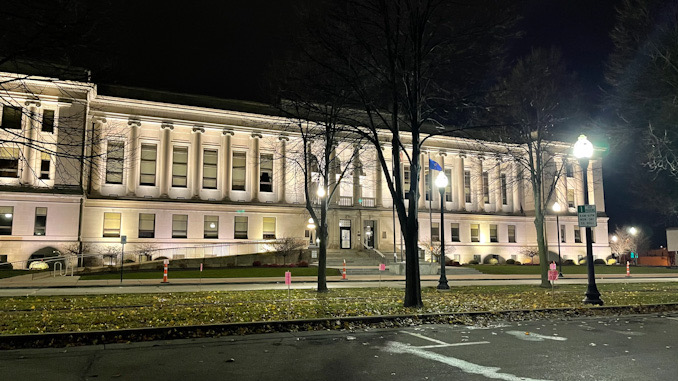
[435,171,450,291]
[573,135,603,305]
[552,202,564,278]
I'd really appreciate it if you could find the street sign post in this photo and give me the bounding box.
[577,205,597,227]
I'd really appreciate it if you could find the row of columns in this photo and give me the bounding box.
[20,99,52,187]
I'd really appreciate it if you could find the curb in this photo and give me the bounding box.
[2,303,677,350]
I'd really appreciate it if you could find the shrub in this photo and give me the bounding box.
[155,256,169,261]
[606,258,617,265]
[0,262,13,270]
[468,260,479,265]
[514,261,521,265]
[578,258,586,265]
[594,259,606,265]
[506,259,515,265]
[563,259,575,266]
[297,261,309,267]
[288,263,297,268]
[252,260,262,267]
[488,258,499,265]
[123,259,135,263]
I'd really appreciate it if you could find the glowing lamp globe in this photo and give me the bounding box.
[573,135,593,159]
[552,202,561,213]
[435,171,448,189]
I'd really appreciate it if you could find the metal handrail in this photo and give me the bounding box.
[362,241,386,260]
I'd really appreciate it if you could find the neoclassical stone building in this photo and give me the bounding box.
[0,71,611,268]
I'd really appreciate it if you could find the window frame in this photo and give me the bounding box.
[263,217,276,239]
[464,170,471,203]
[34,207,47,236]
[489,224,498,242]
[431,222,440,242]
[103,212,121,238]
[0,206,13,235]
[202,149,218,189]
[508,225,516,243]
[234,215,248,239]
[138,213,155,238]
[204,215,219,239]
[574,226,582,243]
[1,106,22,130]
[139,144,157,186]
[172,146,189,188]
[444,168,452,202]
[500,174,508,205]
[482,171,490,204]
[105,141,125,185]
[41,109,55,133]
[450,223,460,242]
[470,223,480,242]
[172,214,188,238]
[259,153,274,193]
[0,147,19,178]
[232,151,247,191]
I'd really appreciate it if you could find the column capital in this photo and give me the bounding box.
[251,131,263,139]
[192,126,205,134]
[278,134,289,141]
[222,128,234,136]
[92,116,107,124]
[24,98,41,108]
[128,119,142,128]
[438,150,447,157]
[161,122,174,131]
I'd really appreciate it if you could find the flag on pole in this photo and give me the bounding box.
[429,158,442,171]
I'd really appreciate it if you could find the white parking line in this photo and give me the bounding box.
[402,331,450,345]
[506,331,567,342]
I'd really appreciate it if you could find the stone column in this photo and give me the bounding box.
[439,151,447,209]
[353,145,361,206]
[159,122,173,197]
[456,153,465,211]
[251,132,262,202]
[221,129,233,201]
[575,161,585,207]
[22,99,41,186]
[376,149,383,207]
[495,157,502,212]
[475,156,484,212]
[191,126,204,199]
[126,120,141,196]
[91,116,107,194]
[279,135,288,203]
[587,159,595,205]
[556,157,567,208]
[512,160,522,213]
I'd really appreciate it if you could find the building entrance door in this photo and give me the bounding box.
[364,220,375,248]
[340,219,352,249]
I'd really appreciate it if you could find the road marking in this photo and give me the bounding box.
[505,331,567,342]
[384,341,551,381]
[402,331,449,345]
[666,317,678,321]
[417,342,490,349]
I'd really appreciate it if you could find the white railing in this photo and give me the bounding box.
[338,196,353,206]
[362,241,386,260]
[360,197,376,207]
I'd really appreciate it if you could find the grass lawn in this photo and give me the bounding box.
[1,282,677,335]
[470,264,678,275]
[80,267,341,280]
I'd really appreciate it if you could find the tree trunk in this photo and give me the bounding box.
[317,199,329,292]
[532,184,550,288]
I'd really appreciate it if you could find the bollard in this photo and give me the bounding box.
[162,260,169,283]
[626,261,631,277]
[342,259,347,280]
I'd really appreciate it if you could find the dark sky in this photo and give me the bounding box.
[94,0,660,244]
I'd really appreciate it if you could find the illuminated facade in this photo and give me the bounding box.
[0,72,611,268]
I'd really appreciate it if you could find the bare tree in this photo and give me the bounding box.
[271,236,307,265]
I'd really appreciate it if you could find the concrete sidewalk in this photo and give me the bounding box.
[1,270,678,289]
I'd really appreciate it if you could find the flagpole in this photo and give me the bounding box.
[428,151,433,261]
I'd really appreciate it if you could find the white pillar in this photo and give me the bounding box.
[279,135,288,203]
[575,161,585,207]
[191,126,204,199]
[159,122,173,197]
[439,151,447,209]
[456,154,465,211]
[475,156,484,211]
[22,100,41,186]
[376,149,383,207]
[353,145,361,206]
[126,120,141,196]
[587,159,595,205]
[221,129,233,201]
[251,132,262,202]
[556,157,567,208]
[91,116,107,194]
[512,160,522,213]
[495,158,502,212]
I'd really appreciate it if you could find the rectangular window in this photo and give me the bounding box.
[105,141,124,184]
[260,153,274,192]
[172,146,188,187]
[444,169,452,202]
[138,213,155,238]
[501,174,508,205]
[232,151,246,191]
[508,225,516,243]
[403,165,411,200]
[103,212,121,237]
[566,163,574,178]
[172,214,188,238]
[567,188,575,208]
[42,110,54,133]
[482,171,490,204]
[234,216,248,239]
[490,224,498,242]
[140,144,157,186]
[450,223,460,242]
[1,106,21,129]
[204,215,219,239]
[470,223,480,242]
[560,224,566,243]
[431,222,440,242]
[34,207,47,236]
[263,217,276,239]
[574,226,582,243]
[203,149,218,189]
[40,155,50,180]
[0,206,13,235]
[464,170,471,203]
[0,147,19,178]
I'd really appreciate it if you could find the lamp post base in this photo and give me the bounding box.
[582,292,604,306]
[437,281,450,291]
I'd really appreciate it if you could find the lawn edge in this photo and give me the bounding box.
[2,303,677,350]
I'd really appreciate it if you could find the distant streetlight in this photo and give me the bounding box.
[611,235,618,242]
[552,202,564,278]
[573,134,602,305]
[628,226,638,236]
[316,185,326,198]
[435,171,450,291]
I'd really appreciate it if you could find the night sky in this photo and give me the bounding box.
[92,1,658,244]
